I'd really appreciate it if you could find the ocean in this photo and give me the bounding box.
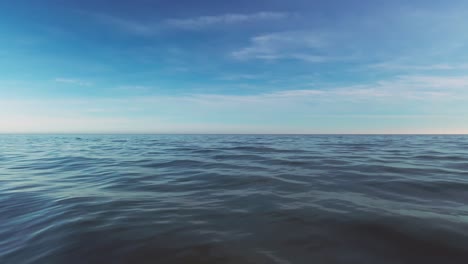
[1,134,467,263]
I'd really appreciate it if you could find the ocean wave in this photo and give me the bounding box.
[1,135,468,263]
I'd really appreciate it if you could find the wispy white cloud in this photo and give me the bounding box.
[395,75,468,89]
[218,74,266,81]
[55,78,93,86]
[370,62,468,71]
[190,74,468,104]
[164,12,290,30]
[3,74,468,133]
[94,11,291,35]
[231,31,329,62]
[93,14,159,36]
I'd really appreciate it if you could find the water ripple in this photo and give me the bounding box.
[1,135,468,263]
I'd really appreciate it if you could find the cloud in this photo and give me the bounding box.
[93,14,158,35]
[3,74,468,133]
[94,11,290,35]
[164,12,290,30]
[231,31,329,62]
[395,75,468,89]
[370,62,468,71]
[195,74,468,103]
[218,74,266,81]
[55,78,93,86]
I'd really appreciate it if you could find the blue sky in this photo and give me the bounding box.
[1,0,468,133]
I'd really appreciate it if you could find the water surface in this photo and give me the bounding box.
[1,135,468,263]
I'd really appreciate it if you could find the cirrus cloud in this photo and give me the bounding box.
[94,11,292,35]
[55,78,93,86]
[165,12,291,30]
[231,31,330,62]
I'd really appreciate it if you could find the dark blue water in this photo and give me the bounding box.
[1,135,468,264]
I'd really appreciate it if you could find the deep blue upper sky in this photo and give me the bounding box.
[1,0,468,133]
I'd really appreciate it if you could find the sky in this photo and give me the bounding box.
[1,0,468,134]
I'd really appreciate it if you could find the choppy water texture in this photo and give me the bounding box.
[1,135,468,264]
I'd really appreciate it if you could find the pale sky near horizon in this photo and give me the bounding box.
[1,0,468,134]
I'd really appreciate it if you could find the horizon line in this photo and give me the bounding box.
[1,133,467,136]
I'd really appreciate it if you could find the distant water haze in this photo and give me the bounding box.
[1,135,468,263]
